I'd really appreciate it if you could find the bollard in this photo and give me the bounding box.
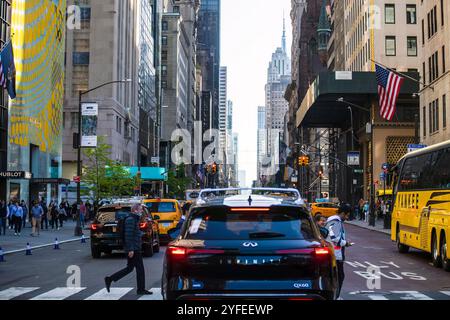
[81,234,86,244]
[54,238,60,250]
[0,246,4,262]
[26,243,32,255]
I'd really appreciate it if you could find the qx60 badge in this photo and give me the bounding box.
[242,242,259,248]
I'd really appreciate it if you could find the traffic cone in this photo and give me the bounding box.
[0,247,4,262]
[26,243,32,255]
[54,238,60,250]
[81,234,86,244]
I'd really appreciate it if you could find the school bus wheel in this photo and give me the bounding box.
[431,230,442,268]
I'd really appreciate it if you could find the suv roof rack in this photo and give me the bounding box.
[197,188,304,206]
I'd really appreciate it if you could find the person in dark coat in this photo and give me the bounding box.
[104,204,152,295]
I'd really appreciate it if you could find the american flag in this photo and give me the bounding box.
[376,64,404,121]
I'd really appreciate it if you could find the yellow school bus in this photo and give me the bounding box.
[391,141,450,271]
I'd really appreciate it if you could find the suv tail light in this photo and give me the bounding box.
[276,247,330,256]
[167,247,225,258]
[90,224,101,231]
[139,222,149,229]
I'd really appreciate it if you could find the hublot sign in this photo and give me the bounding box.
[0,171,33,180]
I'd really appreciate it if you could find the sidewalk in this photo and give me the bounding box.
[346,218,392,236]
[0,220,90,254]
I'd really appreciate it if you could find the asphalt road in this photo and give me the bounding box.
[1,224,450,300]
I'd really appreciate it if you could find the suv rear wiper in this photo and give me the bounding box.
[248,232,286,239]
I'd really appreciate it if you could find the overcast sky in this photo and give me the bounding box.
[221,0,292,187]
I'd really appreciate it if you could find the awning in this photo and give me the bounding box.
[296,71,420,128]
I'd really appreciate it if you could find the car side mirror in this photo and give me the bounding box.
[168,228,181,240]
[153,215,160,220]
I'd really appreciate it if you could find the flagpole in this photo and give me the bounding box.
[370,58,434,91]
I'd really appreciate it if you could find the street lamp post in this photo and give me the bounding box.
[337,98,376,225]
[75,79,131,236]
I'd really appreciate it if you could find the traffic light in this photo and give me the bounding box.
[298,156,310,167]
[210,163,217,175]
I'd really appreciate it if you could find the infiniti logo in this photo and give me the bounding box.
[242,242,258,248]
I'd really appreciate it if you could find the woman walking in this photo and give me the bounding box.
[50,202,60,230]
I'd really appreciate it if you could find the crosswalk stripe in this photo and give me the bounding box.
[0,287,40,300]
[391,291,433,300]
[85,287,133,300]
[440,291,450,297]
[31,287,86,300]
[367,294,389,300]
[138,288,163,300]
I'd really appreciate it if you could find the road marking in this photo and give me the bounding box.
[392,291,433,300]
[31,287,86,300]
[85,287,133,300]
[0,287,39,300]
[440,291,450,297]
[367,294,389,300]
[138,288,162,300]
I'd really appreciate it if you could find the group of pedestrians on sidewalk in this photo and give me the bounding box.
[0,198,72,237]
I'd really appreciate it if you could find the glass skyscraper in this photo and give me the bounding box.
[197,0,220,131]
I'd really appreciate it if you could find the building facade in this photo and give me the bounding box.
[218,66,227,155]
[0,0,11,199]
[340,0,420,73]
[8,0,66,203]
[63,0,143,195]
[138,0,159,168]
[197,0,220,132]
[257,106,267,185]
[265,24,291,173]
[160,12,190,169]
[420,0,450,146]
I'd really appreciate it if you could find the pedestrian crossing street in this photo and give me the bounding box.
[1,287,450,300]
[0,287,163,300]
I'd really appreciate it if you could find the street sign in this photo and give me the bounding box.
[0,171,32,179]
[347,151,360,166]
[335,71,352,80]
[151,157,160,164]
[407,144,427,153]
[354,169,364,174]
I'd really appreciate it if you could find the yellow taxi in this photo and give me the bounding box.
[143,199,182,242]
[310,202,340,218]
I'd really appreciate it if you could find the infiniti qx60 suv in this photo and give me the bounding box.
[162,188,338,300]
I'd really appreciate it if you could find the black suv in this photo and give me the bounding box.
[90,202,160,258]
[162,188,339,300]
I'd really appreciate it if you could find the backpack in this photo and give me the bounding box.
[117,214,133,242]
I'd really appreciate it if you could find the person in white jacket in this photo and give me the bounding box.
[326,204,353,298]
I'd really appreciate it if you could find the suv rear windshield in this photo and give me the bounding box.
[183,207,315,240]
[146,202,176,213]
[96,208,131,223]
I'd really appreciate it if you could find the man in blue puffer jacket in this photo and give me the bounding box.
[104,204,152,296]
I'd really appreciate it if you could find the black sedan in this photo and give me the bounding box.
[90,203,160,258]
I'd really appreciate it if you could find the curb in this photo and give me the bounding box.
[3,236,90,255]
[346,221,391,236]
